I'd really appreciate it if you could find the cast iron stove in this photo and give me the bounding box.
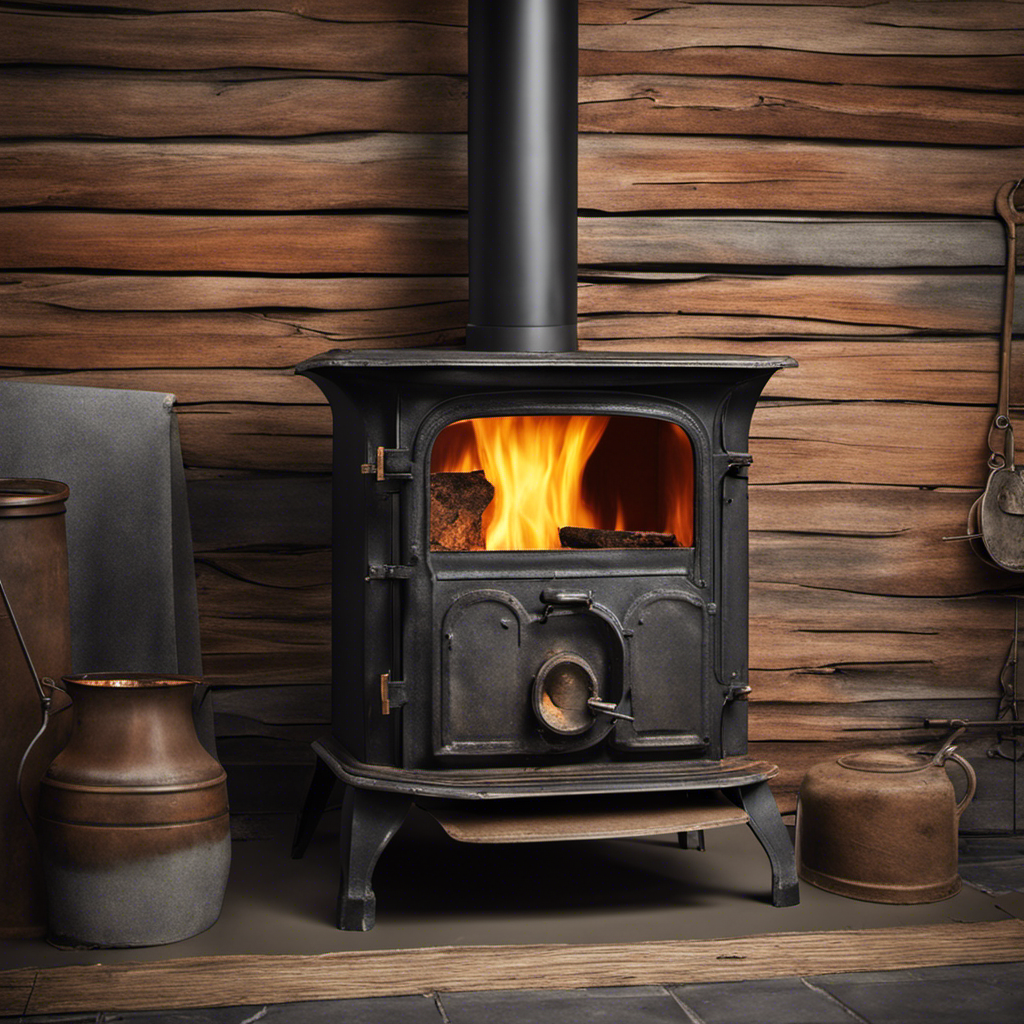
[292,0,799,930]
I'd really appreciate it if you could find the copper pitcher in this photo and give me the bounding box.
[796,745,976,904]
[37,674,231,947]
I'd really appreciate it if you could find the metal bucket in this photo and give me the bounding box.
[0,478,73,937]
[38,674,231,947]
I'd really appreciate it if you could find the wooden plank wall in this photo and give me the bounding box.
[2,0,1023,830]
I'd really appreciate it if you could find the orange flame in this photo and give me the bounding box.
[432,415,694,551]
[433,416,608,549]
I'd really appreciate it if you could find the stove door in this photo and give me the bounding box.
[434,584,624,759]
[612,590,710,752]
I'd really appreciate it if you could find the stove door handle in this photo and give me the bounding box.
[587,697,635,723]
[539,588,592,608]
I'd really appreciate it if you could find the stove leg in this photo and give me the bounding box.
[337,786,411,931]
[292,755,338,859]
[729,781,800,908]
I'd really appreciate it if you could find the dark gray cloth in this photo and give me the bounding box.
[0,381,212,751]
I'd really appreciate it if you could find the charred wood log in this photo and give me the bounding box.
[559,526,678,549]
[430,470,494,550]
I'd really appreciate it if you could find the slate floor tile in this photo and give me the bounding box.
[439,986,692,1024]
[96,995,442,1024]
[669,977,852,1024]
[812,961,1024,1024]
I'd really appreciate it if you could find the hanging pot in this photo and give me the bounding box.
[795,745,976,904]
[37,674,231,948]
[0,478,73,938]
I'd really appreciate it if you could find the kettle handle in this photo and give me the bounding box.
[944,750,978,820]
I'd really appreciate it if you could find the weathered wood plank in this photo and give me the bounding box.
[578,75,1024,145]
[0,12,467,74]
[749,582,1013,703]
[0,70,468,138]
[581,216,1008,270]
[1,69,1018,145]
[0,212,467,274]
[578,271,1018,334]
[752,401,999,488]
[4,3,1020,74]
[15,923,1024,1013]
[750,484,1009,597]
[5,4,1020,91]
[579,48,1024,90]
[176,404,333,471]
[581,2,1024,56]
[2,135,1022,214]
[2,212,1017,277]
[749,699,1000,744]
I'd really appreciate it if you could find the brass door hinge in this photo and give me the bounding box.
[380,672,407,715]
[360,447,412,481]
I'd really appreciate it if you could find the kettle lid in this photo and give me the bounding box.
[836,749,931,774]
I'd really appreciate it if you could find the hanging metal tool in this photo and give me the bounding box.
[967,179,1024,571]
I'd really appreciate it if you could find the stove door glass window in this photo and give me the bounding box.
[430,415,694,552]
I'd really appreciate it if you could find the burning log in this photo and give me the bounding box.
[559,526,678,549]
[431,471,494,551]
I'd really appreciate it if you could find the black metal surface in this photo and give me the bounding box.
[467,0,578,353]
[299,355,790,776]
[310,735,781,800]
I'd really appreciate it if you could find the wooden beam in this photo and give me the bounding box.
[1,135,1022,213]
[0,69,1019,145]
[4,922,1021,1015]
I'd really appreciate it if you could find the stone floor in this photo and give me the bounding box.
[3,815,1023,1023]
[9,964,1024,1024]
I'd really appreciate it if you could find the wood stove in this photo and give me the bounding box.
[292,0,798,930]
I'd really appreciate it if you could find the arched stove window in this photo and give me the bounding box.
[430,414,694,551]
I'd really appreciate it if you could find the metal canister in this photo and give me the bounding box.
[796,746,976,904]
[0,479,73,937]
[37,674,231,947]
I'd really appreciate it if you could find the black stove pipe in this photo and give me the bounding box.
[467,0,578,353]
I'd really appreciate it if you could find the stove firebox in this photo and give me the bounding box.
[292,350,797,929]
[291,0,798,930]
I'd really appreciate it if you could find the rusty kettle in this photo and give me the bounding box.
[796,745,976,904]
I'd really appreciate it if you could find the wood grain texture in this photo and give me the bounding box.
[1,69,1019,145]
[2,214,1014,275]
[2,135,1021,213]
[7,922,1023,1014]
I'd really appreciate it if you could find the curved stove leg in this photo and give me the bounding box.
[729,781,800,908]
[338,786,411,931]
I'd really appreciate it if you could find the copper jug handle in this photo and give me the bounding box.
[933,745,978,820]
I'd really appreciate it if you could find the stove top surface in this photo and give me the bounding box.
[296,347,798,374]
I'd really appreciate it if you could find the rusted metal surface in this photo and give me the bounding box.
[38,674,230,948]
[796,746,977,904]
[0,479,72,938]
